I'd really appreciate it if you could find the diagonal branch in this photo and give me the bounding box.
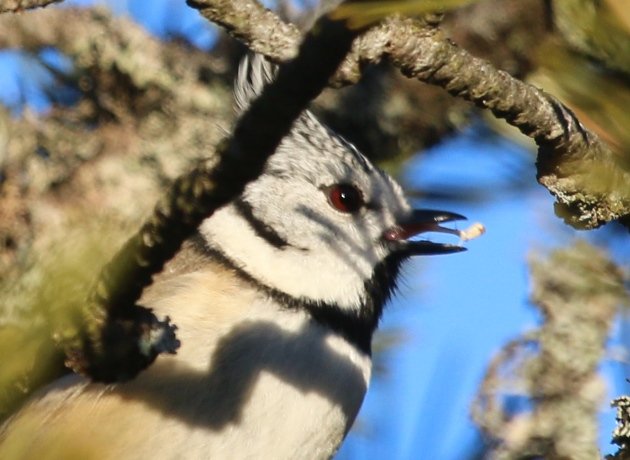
[190,0,630,229]
[65,0,370,382]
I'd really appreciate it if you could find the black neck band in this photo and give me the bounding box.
[191,235,406,355]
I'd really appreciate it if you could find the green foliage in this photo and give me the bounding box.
[0,221,126,420]
[330,0,478,28]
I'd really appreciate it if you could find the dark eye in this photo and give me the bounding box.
[326,184,364,213]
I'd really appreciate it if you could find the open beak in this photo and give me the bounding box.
[383,209,468,255]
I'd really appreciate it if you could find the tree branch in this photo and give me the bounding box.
[65,1,370,381]
[381,18,630,229]
[189,0,630,229]
[188,0,300,63]
[609,396,630,459]
[0,7,233,285]
[473,240,628,459]
[0,0,60,14]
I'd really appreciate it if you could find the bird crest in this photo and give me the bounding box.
[234,54,277,113]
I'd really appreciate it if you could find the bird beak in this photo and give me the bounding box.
[383,209,468,255]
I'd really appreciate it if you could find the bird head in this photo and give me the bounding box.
[199,55,470,350]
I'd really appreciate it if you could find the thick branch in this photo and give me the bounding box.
[187,0,300,63]
[190,0,630,229]
[0,0,60,14]
[67,1,367,381]
[381,17,630,229]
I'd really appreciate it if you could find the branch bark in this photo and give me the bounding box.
[4,1,625,228]
[65,1,371,381]
[189,0,630,229]
[0,0,60,14]
[0,7,232,283]
[473,240,628,459]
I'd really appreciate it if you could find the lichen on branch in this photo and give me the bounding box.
[65,1,371,382]
[0,0,61,14]
[473,240,629,459]
[189,0,630,229]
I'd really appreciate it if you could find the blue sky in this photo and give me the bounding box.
[1,2,627,458]
[338,133,624,459]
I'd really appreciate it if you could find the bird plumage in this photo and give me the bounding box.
[0,55,466,459]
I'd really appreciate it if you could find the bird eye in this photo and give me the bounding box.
[326,183,364,213]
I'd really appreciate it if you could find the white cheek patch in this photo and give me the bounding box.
[200,207,376,312]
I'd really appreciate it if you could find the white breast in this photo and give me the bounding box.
[0,268,372,460]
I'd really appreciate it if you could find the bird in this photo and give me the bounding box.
[0,55,477,460]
